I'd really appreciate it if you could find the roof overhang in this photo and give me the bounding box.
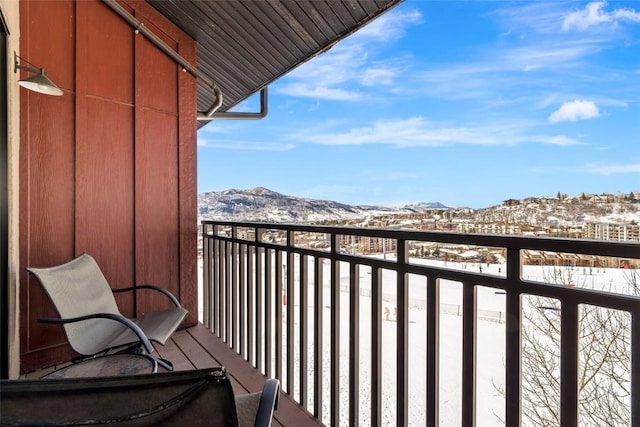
[146,0,403,128]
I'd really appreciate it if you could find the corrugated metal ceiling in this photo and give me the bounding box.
[146,0,402,128]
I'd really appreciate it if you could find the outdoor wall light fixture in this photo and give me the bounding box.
[14,52,63,96]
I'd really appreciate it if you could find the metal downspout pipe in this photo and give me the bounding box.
[205,87,268,121]
[102,0,268,121]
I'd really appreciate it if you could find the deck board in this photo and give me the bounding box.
[156,328,248,394]
[185,323,323,427]
[170,329,220,370]
[153,334,196,372]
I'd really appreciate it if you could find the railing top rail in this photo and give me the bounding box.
[202,220,640,258]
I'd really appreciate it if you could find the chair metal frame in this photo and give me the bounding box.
[27,253,188,371]
[1,367,280,426]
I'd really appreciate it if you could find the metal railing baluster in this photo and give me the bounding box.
[349,262,360,427]
[397,239,409,426]
[461,282,477,427]
[265,248,272,377]
[238,242,244,355]
[371,266,382,427]
[426,275,439,426]
[314,254,323,420]
[287,242,295,395]
[561,302,579,426]
[331,233,340,427]
[300,253,308,407]
[276,250,283,383]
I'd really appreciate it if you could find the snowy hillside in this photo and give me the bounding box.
[198,187,424,223]
[469,195,640,227]
[198,188,640,226]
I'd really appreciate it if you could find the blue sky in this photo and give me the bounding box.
[197,0,640,208]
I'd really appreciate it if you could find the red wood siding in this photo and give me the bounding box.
[19,0,198,373]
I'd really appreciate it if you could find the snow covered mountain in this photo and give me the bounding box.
[198,188,640,226]
[198,187,444,223]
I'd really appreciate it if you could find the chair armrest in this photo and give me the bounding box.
[38,313,154,354]
[254,379,280,427]
[112,285,181,307]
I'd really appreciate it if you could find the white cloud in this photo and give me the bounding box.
[562,1,640,31]
[539,135,582,146]
[360,67,398,86]
[275,43,369,100]
[288,117,581,147]
[352,9,422,43]
[504,43,600,70]
[416,38,606,103]
[586,162,640,175]
[275,8,421,101]
[548,100,600,123]
[284,46,368,86]
[276,83,362,101]
[198,139,295,151]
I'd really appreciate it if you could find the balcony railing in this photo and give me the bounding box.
[201,220,640,426]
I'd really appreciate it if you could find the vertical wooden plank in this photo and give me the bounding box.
[137,14,178,114]
[76,0,136,315]
[135,106,179,313]
[19,0,76,371]
[77,99,135,310]
[177,34,198,327]
[85,0,134,103]
[134,31,178,314]
[123,0,197,324]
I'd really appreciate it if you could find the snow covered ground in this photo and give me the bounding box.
[198,256,638,426]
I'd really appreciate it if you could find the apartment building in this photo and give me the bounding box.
[584,222,640,242]
[456,222,523,235]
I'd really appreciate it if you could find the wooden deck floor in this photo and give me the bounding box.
[22,323,323,426]
[157,323,324,426]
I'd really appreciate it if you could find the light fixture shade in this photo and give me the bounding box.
[18,71,63,96]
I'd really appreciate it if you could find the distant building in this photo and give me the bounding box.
[359,237,397,254]
[455,222,533,235]
[583,222,640,242]
[339,235,397,254]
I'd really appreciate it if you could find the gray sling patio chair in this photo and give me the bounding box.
[27,253,188,371]
[1,367,280,427]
